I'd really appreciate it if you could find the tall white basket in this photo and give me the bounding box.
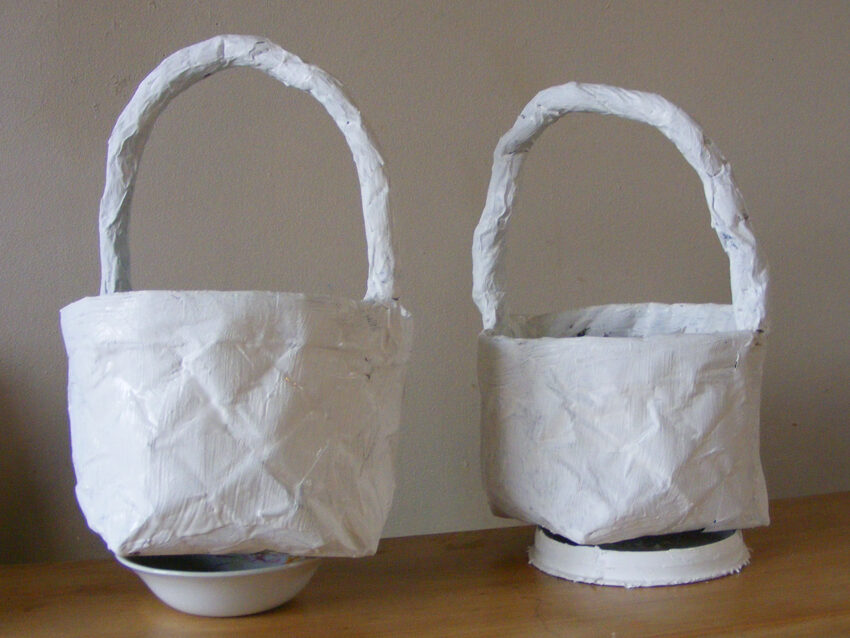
[61,35,413,558]
[472,83,769,586]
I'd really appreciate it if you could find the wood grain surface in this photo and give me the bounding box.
[2,492,848,637]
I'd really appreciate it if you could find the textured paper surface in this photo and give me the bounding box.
[61,35,411,557]
[472,83,769,544]
[479,314,767,544]
[63,292,411,556]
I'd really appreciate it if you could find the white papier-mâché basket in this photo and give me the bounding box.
[60,35,413,558]
[472,83,769,550]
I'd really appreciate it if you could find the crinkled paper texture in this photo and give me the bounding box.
[479,303,768,545]
[61,291,412,557]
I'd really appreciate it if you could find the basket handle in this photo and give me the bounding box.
[472,82,768,333]
[98,34,396,303]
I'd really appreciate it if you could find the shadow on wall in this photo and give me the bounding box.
[0,367,104,564]
[0,373,47,563]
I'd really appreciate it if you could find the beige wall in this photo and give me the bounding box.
[1,1,847,563]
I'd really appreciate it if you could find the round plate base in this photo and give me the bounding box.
[530,527,749,587]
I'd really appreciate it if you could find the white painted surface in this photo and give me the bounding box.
[530,528,749,588]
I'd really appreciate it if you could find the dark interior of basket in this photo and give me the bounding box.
[505,302,738,339]
[540,526,737,551]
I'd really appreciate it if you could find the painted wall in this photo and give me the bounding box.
[1,1,847,563]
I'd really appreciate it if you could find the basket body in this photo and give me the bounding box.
[479,303,767,545]
[62,291,412,556]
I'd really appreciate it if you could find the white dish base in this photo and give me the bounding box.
[530,527,750,587]
[116,552,320,617]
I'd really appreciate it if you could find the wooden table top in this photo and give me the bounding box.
[2,492,848,637]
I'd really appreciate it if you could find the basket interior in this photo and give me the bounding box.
[539,526,737,552]
[503,302,737,339]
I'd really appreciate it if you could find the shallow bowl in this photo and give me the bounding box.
[116,552,320,617]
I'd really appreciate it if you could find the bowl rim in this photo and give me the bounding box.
[115,553,319,579]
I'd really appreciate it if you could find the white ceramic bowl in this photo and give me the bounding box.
[116,552,320,617]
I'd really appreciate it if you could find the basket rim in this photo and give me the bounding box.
[478,301,754,341]
[61,288,410,313]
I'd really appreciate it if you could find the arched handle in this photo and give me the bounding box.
[472,82,767,333]
[99,34,396,303]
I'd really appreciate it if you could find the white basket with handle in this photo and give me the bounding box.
[472,83,769,554]
[60,35,413,558]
